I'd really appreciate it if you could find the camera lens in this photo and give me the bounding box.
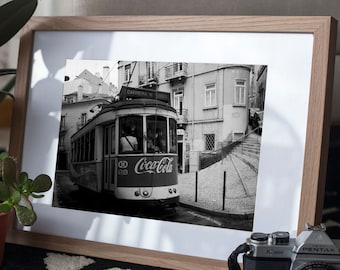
[250,232,268,243]
[299,262,335,269]
[272,231,290,244]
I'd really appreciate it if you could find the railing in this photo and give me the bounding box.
[138,72,158,86]
[165,63,188,81]
[199,127,260,170]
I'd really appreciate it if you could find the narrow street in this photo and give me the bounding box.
[53,172,252,231]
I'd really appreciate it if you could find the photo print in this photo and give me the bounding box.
[53,59,268,232]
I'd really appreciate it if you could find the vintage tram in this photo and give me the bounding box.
[70,86,179,206]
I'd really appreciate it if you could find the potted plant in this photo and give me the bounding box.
[0,0,38,127]
[0,152,52,265]
[0,0,39,264]
[1,0,38,260]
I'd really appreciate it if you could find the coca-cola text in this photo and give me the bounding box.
[135,157,173,174]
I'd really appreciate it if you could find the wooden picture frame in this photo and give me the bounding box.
[7,16,337,269]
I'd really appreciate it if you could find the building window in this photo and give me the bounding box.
[59,134,65,146]
[173,90,184,112]
[81,113,87,125]
[174,63,183,73]
[234,80,246,106]
[65,95,75,103]
[205,83,216,108]
[60,115,66,129]
[205,134,215,151]
[146,62,155,79]
[124,64,131,82]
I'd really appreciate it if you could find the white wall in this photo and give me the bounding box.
[1,0,339,122]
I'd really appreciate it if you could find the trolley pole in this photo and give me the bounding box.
[195,171,198,202]
[222,171,226,210]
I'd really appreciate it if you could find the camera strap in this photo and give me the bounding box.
[227,242,250,270]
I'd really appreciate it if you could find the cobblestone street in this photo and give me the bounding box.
[178,133,260,216]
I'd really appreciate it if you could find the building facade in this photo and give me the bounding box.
[57,67,117,169]
[118,61,259,172]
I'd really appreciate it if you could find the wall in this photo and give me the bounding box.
[0,0,339,122]
[0,0,339,250]
[32,0,340,122]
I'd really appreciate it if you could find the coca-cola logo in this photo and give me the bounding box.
[135,157,174,174]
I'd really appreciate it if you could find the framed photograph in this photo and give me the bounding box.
[7,16,337,269]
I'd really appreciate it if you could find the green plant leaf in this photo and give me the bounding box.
[31,174,52,193]
[0,0,38,47]
[11,190,21,204]
[22,179,33,195]
[30,193,44,199]
[14,204,37,226]
[0,152,8,161]
[2,157,17,186]
[0,181,10,201]
[0,202,12,213]
[18,171,29,186]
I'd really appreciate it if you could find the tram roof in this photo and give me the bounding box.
[71,87,177,140]
[100,98,177,113]
[101,86,176,112]
[118,86,171,104]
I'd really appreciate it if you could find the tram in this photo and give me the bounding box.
[70,86,179,207]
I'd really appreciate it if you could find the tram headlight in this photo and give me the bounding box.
[168,188,173,194]
[134,190,140,197]
[138,188,152,198]
[142,190,149,197]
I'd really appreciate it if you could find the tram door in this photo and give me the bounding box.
[103,123,116,191]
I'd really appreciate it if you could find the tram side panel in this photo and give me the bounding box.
[70,126,104,193]
[115,155,179,205]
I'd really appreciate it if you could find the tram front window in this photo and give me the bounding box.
[147,115,167,153]
[169,118,177,153]
[119,115,142,153]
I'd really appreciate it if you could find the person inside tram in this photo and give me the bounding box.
[147,129,159,153]
[120,126,138,153]
[155,128,166,152]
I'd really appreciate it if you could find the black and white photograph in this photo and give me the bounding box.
[53,59,267,232]
[11,16,331,264]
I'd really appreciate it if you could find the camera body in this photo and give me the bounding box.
[243,224,340,270]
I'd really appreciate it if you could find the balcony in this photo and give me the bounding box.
[138,73,158,89]
[165,63,188,82]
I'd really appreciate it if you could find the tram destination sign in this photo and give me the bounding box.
[119,86,171,104]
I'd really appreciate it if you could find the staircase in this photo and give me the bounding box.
[231,132,261,174]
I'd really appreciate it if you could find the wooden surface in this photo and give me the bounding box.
[7,16,337,270]
[298,16,337,233]
[14,15,337,33]
[6,230,228,270]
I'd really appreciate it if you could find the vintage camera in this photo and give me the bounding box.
[228,224,340,270]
